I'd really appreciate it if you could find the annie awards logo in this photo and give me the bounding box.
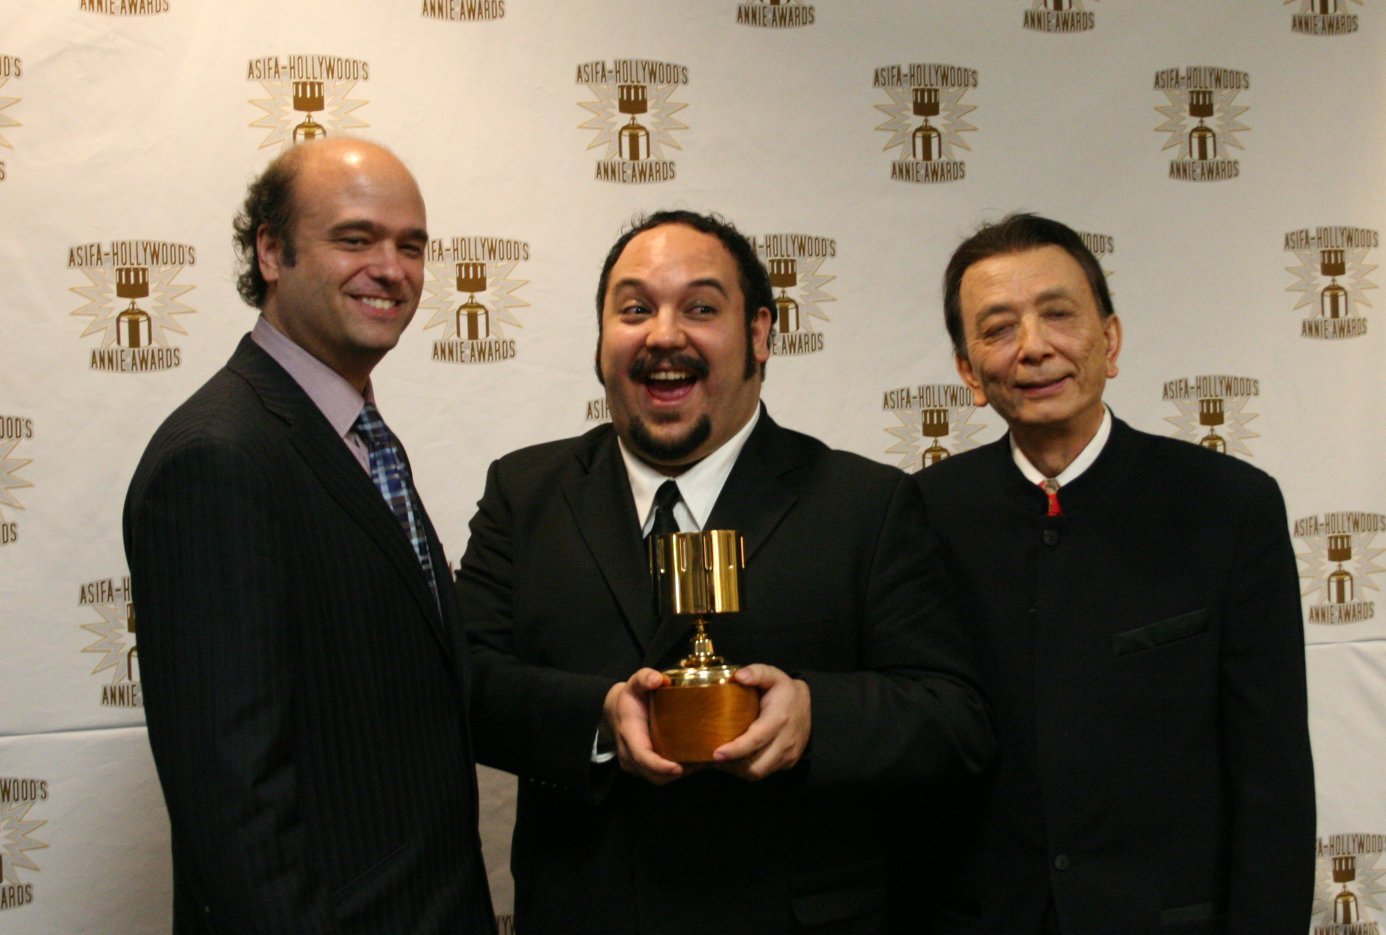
[1286,226,1377,340]
[752,233,835,357]
[79,575,143,709]
[583,398,611,423]
[0,415,32,547]
[0,54,20,184]
[737,0,815,28]
[79,0,168,13]
[69,240,196,372]
[1022,0,1097,32]
[1154,66,1249,182]
[0,776,48,914]
[1295,511,1385,625]
[882,383,987,471]
[1161,375,1260,458]
[422,0,504,20]
[1289,0,1362,35]
[577,59,689,185]
[873,63,978,184]
[420,236,530,364]
[248,55,370,152]
[1314,834,1386,933]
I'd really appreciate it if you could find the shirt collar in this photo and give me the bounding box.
[620,405,762,536]
[1010,406,1112,487]
[252,315,373,439]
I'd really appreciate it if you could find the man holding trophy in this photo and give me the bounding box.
[456,210,992,933]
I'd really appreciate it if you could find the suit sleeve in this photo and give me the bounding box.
[797,474,994,790]
[1221,475,1316,933]
[456,459,614,800]
[125,439,336,933]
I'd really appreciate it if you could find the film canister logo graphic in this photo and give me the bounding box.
[1022,0,1097,32]
[0,415,33,547]
[420,236,529,364]
[79,575,143,709]
[0,55,21,184]
[79,0,169,14]
[1161,375,1259,458]
[1295,512,1385,626]
[737,0,815,28]
[422,0,504,21]
[882,384,986,471]
[1154,67,1249,182]
[69,241,196,373]
[0,777,48,913]
[1289,0,1362,35]
[874,63,977,184]
[1286,226,1377,340]
[752,234,836,357]
[1314,835,1386,933]
[248,55,370,153]
[577,59,688,185]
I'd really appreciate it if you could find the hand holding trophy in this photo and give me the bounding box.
[646,529,759,763]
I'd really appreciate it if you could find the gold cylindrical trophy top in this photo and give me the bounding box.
[1333,855,1357,883]
[649,529,745,617]
[618,83,648,115]
[921,407,950,439]
[126,602,137,634]
[116,266,150,300]
[1188,89,1214,119]
[1198,397,1224,427]
[1320,248,1347,278]
[768,258,798,289]
[293,80,326,113]
[1328,534,1353,563]
[912,86,940,117]
[455,261,487,293]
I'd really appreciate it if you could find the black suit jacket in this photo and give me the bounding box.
[457,411,993,934]
[915,418,1315,934]
[124,335,495,934]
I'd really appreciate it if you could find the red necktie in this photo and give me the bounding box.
[1040,479,1061,517]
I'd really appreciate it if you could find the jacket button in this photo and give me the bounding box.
[1053,854,1070,871]
[1042,529,1059,546]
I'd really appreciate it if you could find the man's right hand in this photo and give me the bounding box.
[602,669,686,786]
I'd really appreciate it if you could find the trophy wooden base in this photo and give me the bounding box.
[649,681,759,764]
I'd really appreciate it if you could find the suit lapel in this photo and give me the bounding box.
[645,413,801,666]
[227,337,449,650]
[561,431,657,650]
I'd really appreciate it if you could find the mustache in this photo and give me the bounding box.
[629,353,709,382]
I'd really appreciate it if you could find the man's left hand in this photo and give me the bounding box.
[711,664,810,781]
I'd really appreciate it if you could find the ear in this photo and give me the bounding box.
[955,352,988,408]
[256,223,284,286]
[1103,314,1122,379]
[750,305,772,366]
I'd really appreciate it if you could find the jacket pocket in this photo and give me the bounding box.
[1112,609,1211,656]
[790,859,888,928]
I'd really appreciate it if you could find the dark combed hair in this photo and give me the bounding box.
[231,145,312,309]
[942,212,1115,355]
[594,210,775,379]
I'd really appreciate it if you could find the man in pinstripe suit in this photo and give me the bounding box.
[124,139,495,933]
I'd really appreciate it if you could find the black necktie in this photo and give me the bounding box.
[649,480,683,541]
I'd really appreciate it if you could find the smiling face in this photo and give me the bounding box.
[258,139,428,391]
[598,223,771,474]
[956,244,1121,458]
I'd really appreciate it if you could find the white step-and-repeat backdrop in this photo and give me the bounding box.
[0,2,1381,931]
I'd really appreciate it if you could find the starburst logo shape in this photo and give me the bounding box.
[80,598,135,684]
[875,86,976,160]
[0,76,20,151]
[0,437,32,522]
[0,798,47,885]
[885,400,986,471]
[1296,519,1386,605]
[1164,393,1259,458]
[1313,844,1386,923]
[1286,247,1377,317]
[421,257,530,341]
[578,82,687,161]
[1155,85,1249,160]
[250,80,367,153]
[70,264,194,349]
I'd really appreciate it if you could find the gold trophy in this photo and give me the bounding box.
[455,262,491,340]
[921,408,951,467]
[1320,248,1349,320]
[647,529,758,763]
[911,86,942,162]
[292,80,327,144]
[1198,397,1226,453]
[769,258,801,333]
[116,266,152,349]
[1188,89,1216,161]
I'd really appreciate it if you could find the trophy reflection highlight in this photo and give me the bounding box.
[647,529,758,763]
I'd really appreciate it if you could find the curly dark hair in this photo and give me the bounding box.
[593,210,774,382]
[231,145,314,309]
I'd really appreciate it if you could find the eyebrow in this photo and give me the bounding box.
[977,285,1078,319]
[328,219,429,243]
[610,276,730,298]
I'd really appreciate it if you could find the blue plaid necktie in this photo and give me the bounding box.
[353,402,440,606]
